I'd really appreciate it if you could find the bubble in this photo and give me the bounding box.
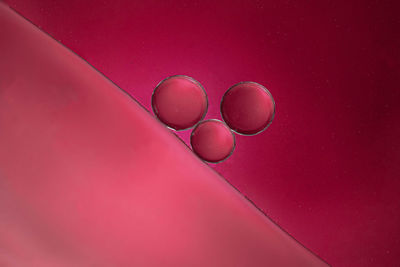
[152,75,208,131]
[220,82,275,135]
[190,120,235,163]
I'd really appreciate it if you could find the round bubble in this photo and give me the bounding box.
[221,82,275,135]
[190,119,235,163]
[152,75,208,131]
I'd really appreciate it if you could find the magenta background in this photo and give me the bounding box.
[5,0,400,266]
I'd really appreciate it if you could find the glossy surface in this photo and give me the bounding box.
[4,0,400,266]
[221,82,275,135]
[191,120,235,163]
[0,3,327,266]
[152,75,207,130]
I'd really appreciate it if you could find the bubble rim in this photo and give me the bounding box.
[190,119,236,164]
[220,81,276,136]
[151,75,209,131]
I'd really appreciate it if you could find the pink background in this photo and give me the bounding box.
[5,0,400,266]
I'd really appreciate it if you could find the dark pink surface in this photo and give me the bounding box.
[191,120,235,163]
[152,75,207,130]
[221,82,275,135]
[3,0,400,266]
[0,4,326,266]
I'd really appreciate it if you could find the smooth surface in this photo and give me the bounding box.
[152,75,207,130]
[0,3,327,266]
[3,0,400,266]
[221,82,275,135]
[191,120,235,163]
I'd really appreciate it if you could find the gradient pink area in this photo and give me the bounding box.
[0,3,327,266]
[2,0,400,266]
[191,120,235,163]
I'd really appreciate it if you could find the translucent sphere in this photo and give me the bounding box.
[190,120,235,163]
[221,82,275,135]
[152,75,208,131]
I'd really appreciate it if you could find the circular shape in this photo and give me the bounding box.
[220,81,275,135]
[152,75,208,131]
[190,119,235,163]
